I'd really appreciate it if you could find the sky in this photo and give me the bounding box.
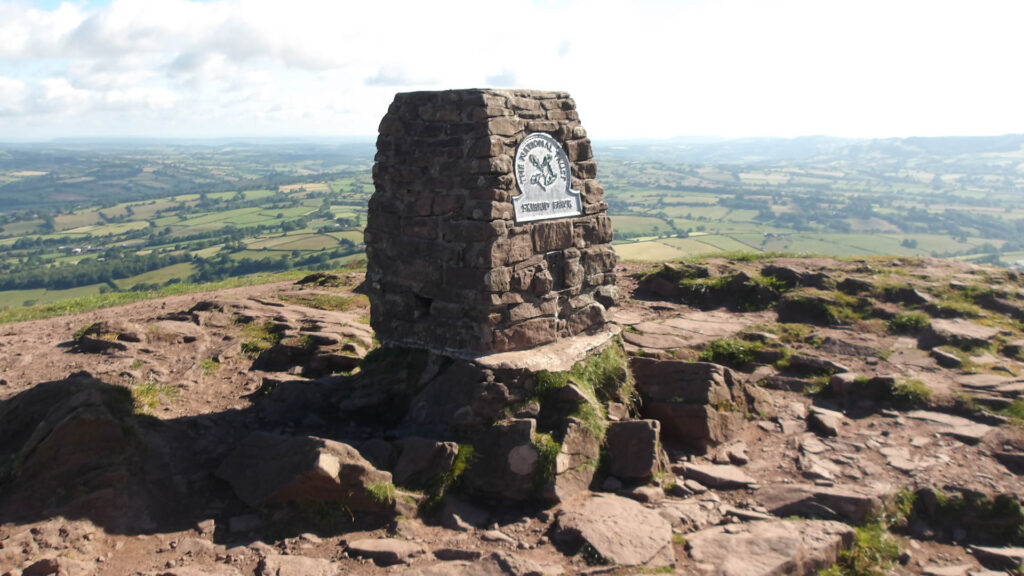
[0,0,1022,141]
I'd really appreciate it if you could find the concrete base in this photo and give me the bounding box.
[472,325,621,373]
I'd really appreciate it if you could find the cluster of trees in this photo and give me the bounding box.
[0,252,191,291]
[188,242,356,283]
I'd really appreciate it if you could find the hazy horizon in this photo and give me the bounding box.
[3,132,1024,146]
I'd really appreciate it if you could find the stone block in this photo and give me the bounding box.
[533,220,573,253]
[463,419,538,501]
[605,420,662,482]
[483,266,513,293]
[493,317,558,351]
[487,116,524,136]
[441,220,505,243]
[567,303,606,335]
[565,139,593,162]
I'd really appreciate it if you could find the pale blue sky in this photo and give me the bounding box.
[1,0,1021,140]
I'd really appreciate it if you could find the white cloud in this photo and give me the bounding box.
[0,0,1022,139]
[0,76,27,116]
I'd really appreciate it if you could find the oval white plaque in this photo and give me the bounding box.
[512,133,583,223]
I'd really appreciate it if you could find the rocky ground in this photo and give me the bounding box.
[0,257,1022,576]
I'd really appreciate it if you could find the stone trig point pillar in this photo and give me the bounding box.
[366,89,617,355]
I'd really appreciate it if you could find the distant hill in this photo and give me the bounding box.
[600,133,1024,164]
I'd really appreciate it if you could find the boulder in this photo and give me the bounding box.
[346,538,425,566]
[678,463,757,489]
[216,431,395,513]
[21,556,95,576]
[807,406,845,437]
[761,264,833,289]
[762,375,813,392]
[0,373,136,525]
[931,348,964,368]
[818,336,882,359]
[877,285,933,306]
[905,411,994,444]
[725,442,750,465]
[777,291,846,326]
[977,294,1024,321]
[358,438,397,470]
[400,552,551,576]
[1002,339,1024,358]
[638,263,708,300]
[392,437,459,488]
[546,417,600,504]
[969,546,1024,571]
[623,485,665,504]
[788,354,849,375]
[622,330,688,350]
[400,357,508,437]
[923,319,1000,350]
[439,495,489,531]
[258,554,338,576]
[837,277,874,294]
[631,359,769,452]
[828,373,859,396]
[685,520,855,576]
[604,420,662,483]
[554,494,674,568]
[756,484,880,523]
[463,419,539,501]
[994,450,1024,474]
[161,566,245,576]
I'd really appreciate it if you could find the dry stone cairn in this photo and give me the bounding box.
[366,89,617,354]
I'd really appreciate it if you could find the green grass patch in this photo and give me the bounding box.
[200,359,220,376]
[752,322,815,344]
[930,297,984,318]
[888,312,931,334]
[131,380,180,413]
[366,481,396,506]
[531,433,561,497]
[240,321,283,358]
[802,374,832,396]
[820,522,901,576]
[699,338,763,367]
[0,270,310,325]
[240,339,270,358]
[242,321,284,344]
[903,487,1024,545]
[279,292,369,312]
[890,378,932,407]
[72,322,100,343]
[1003,398,1024,425]
[531,339,635,442]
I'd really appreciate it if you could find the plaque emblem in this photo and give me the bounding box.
[512,133,583,223]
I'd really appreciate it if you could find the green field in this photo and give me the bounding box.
[114,262,197,289]
[614,241,691,261]
[0,284,104,308]
[1,136,1022,314]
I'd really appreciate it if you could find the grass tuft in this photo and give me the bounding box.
[130,380,179,412]
[531,433,561,497]
[890,378,932,407]
[366,481,396,505]
[822,522,901,576]
[699,338,762,367]
[888,312,931,334]
[278,292,369,312]
[200,358,220,376]
[1003,398,1024,425]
